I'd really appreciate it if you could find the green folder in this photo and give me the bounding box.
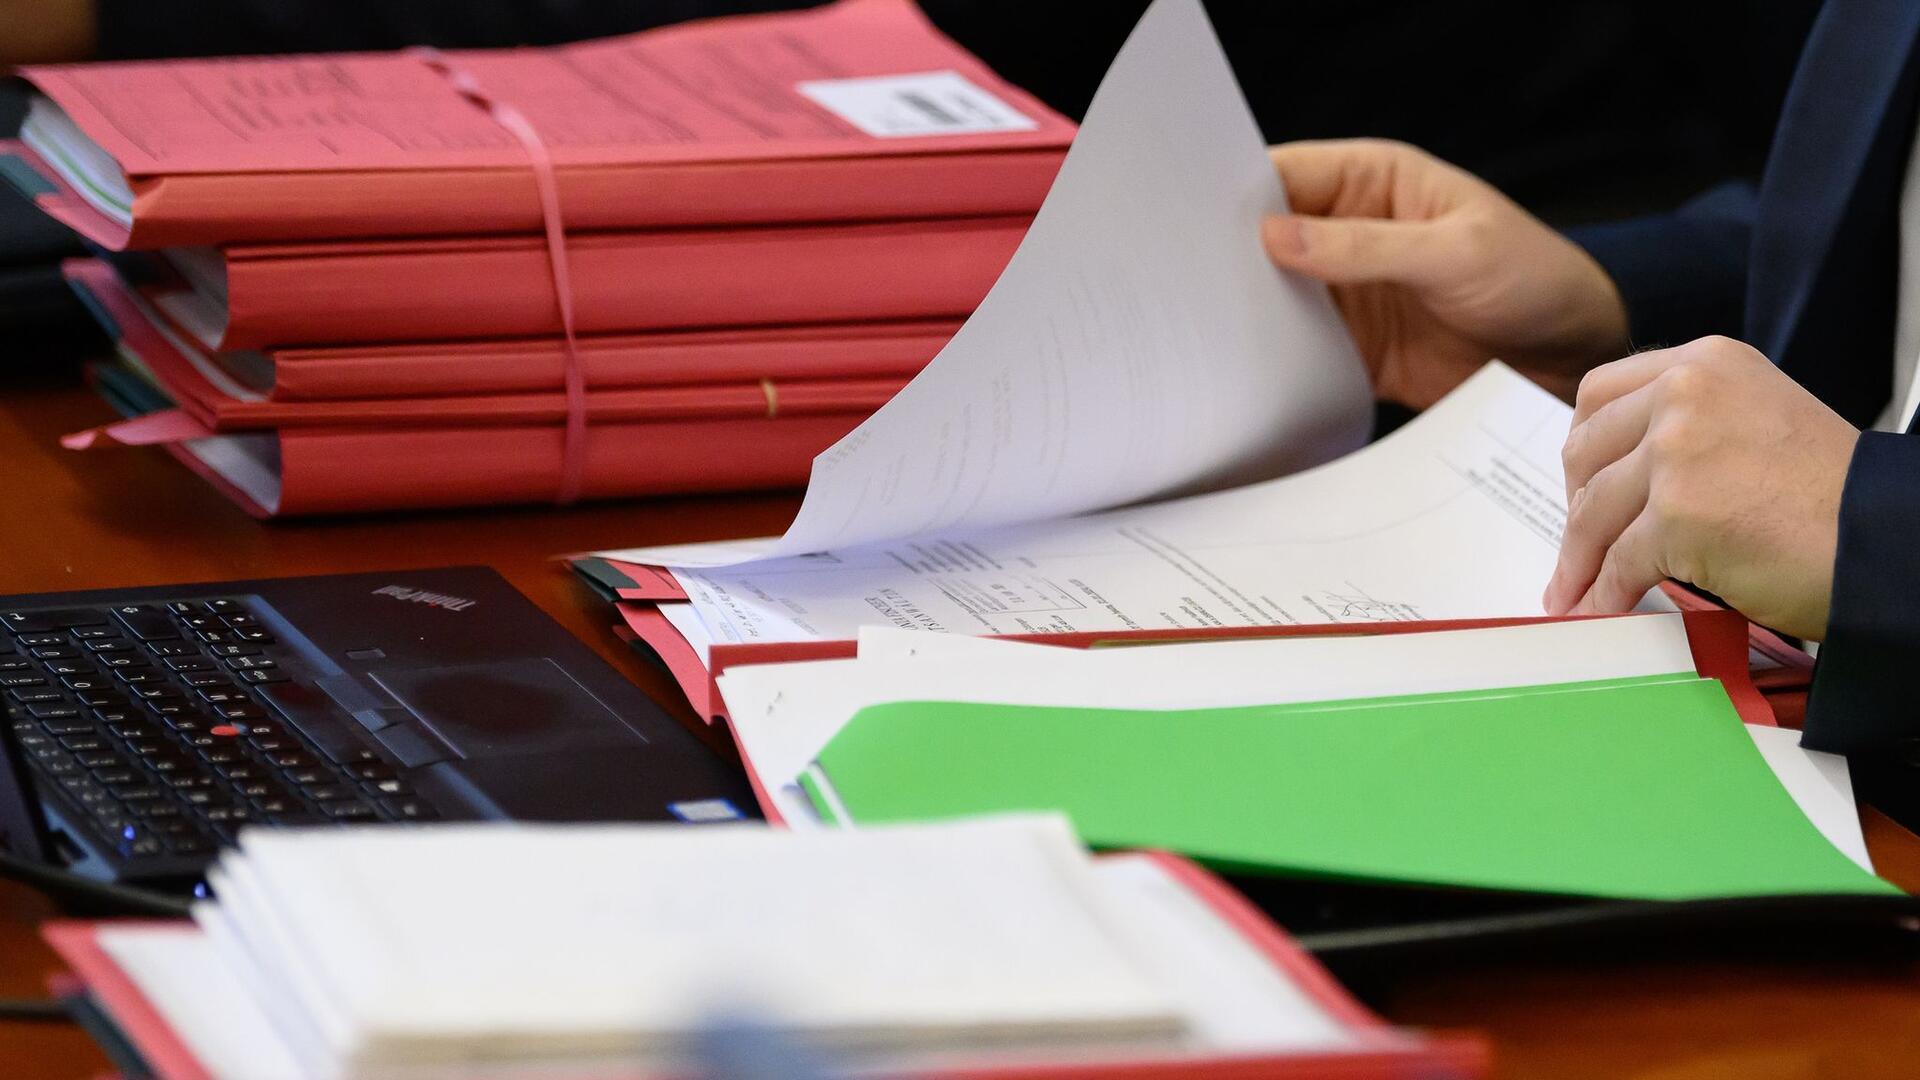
[803,677,1896,900]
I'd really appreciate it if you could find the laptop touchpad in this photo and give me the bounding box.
[369,658,643,759]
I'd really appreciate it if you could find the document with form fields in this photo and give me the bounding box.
[594,0,1590,650]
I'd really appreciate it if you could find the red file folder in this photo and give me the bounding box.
[67,258,913,431]
[576,557,1779,731]
[76,407,867,517]
[96,214,1028,350]
[239,322,957,402]
[43,861,1488,1080]
[12,0,1074,248]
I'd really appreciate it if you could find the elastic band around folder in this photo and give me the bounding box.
[411,47,590,505]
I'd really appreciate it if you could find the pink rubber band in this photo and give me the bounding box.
[412,47,589,505]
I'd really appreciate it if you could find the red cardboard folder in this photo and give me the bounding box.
[246,323,956,402]
[13,0,1074,248]
[66,256,956,401]
[126,214,1027,350]
[43,865,1488,1080]
[66,258,914,432]
[86,410,866,518]
[580,552,1776,732]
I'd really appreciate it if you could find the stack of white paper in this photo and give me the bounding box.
[92,817,1389,1079]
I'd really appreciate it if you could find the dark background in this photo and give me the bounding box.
[0,0,1826,355]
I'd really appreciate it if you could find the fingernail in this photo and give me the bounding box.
[1262,215,1307,257]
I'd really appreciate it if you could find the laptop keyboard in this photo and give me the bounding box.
[1,598,438,877]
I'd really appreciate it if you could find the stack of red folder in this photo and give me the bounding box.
[2,0,1074,515]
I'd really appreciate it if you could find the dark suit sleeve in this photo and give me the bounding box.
[1801,432,1920,755]
[1562,181,1756,350]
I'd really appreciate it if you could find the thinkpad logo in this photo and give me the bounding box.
[371,585,478,612]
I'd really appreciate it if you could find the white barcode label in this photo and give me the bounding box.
[798,71,1040,138]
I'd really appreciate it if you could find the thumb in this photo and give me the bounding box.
[1261,213,1454,288]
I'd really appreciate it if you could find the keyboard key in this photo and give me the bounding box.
[0,674,47,688]
[60,676,110,693]
[90,768,139,786]
[221,614,258,628]
[8,688,63,703]
[76,691,126,708]
[199,689,246,705]
[182,673,230,689]
[76,750,122,769]
[0,658,30,671]
[110,605,181,642]
[147,642,197,658]
[70,627,118,641]
[225,656,276,671]
[215,703,265,721]
[207,644,261,658]
[307,780,362,799]
[203,599,246,615]
[43,660,90,677]
[266,750,317,769]
[57,735,107,752]
[286,767,331,787]
[28,704,82,721]
[29,646,77,660]
[203,804,252,825]
[200,745,243,765]
[4,609,106,632]
[165,602,197,616]
[238,668,289,684]
[125,738,167,756]
[180,615,220,631]
[133,687,182,702]
[17,634,68,648]
[106,722,155,739]
[378,791,435,814]
[147,702,191,718]
[324,802,377,820]
[99,656,150,670]
[84,640,132,654]
[127,801,180,822]
[164,835,214,856]
[109,783,162,801]
[115,670,161,686]
[234,629,275,643]
[39,718,94,736]
[119,836,165,858]
[195,630,231,644]
[163,658,213,673]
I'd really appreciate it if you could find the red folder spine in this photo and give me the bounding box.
[217,216,1027,349]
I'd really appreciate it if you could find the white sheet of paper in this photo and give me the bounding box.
[216,818,1180,1058]
[663,363,1571,649]
[597,0,1369,570]
[87,845,1368,1080]
[96,927,306,1080]
[722,613,1698,826]
[1743,725,1872,872]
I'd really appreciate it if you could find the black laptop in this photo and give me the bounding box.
[0,567,755,890]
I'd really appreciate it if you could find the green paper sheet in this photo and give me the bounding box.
[807,678,1896,900]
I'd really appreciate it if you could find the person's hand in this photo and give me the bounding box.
[1542,337,1860,640]
[1262,139,1630,408]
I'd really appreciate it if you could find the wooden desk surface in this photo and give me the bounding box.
[3,366,1920,1079]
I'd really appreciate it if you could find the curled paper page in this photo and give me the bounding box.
[599,0,1371,569]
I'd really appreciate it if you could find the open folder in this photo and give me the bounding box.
[43,818,1486,1080]
[6,0,1073,248]
[798,681,1894,901]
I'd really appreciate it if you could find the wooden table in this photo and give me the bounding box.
[3,365,1920,1079]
